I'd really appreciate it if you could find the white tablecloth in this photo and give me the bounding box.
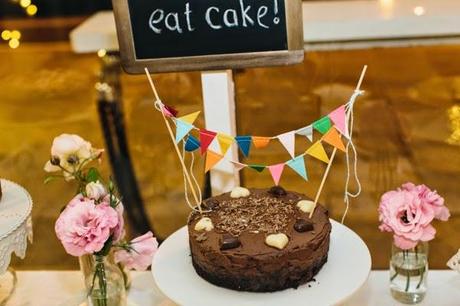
[4,270,459,306]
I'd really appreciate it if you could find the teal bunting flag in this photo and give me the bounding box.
[287,156,308,181]
[235,136,252,157]
[184,135,200,152]
[313,116,332,134]
[249,164,265,172]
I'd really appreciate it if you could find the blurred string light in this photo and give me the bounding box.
[413,6,426,16]
[447,105,460,145]
[1,29,21,49]
[97,49,107,58]
[12,0,38,16]
[379,0,394,19]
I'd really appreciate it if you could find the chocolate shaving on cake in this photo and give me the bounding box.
[214,194,295,236]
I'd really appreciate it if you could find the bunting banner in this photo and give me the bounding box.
[168,101,351,185]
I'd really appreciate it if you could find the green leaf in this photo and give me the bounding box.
[44,175,61,185]
[96,235,113,257]
[86,167,100,183]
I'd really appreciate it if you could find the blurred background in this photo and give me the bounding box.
[1,0,459,270]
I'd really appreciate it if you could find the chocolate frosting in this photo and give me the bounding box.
[188,187,331,292]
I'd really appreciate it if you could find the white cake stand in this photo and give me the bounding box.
[0,179,33,304]
[152,219,371,306]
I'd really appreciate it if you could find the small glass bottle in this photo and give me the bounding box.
[85,255,127,306]
[389,242,428,304]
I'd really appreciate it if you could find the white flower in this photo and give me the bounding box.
[44,134,103,180]
[85,181,107,200]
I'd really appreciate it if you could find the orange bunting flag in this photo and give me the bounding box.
[322,127,346,152]
[217,133,234,155]
[178,111,200,124]
[252,136,271,149]
[205,150,223,173]
[306,141,330,163]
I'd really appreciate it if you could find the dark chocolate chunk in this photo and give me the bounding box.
[220,234,241,250]
[203,199,220,210]
[268,186,287,197]
[294,219,314,233]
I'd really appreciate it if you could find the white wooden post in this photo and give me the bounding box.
[201,70,240,195]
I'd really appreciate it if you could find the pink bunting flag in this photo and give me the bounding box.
[230,161,246,172]
[268,163,285,186]
[329,105,349,138]
[277,131,295,158]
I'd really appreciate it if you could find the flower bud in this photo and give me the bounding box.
[50,156,60,166]
[85,181,107,200]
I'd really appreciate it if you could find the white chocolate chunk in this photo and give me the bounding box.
[194,217,214,232]
[297,200,315,213]
[230,186,250,198]
[265,233,289,250]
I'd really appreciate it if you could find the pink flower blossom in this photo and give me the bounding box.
[55,195,120,256]
[378,183,450,250]
[114,232,158,271]
[401,183,450,221]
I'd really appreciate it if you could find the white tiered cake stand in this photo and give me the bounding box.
[0,179,33,304]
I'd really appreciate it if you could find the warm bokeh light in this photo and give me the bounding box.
[1,30,11,41]
[19,0,31,8]
[414,6,426,16]
[8,38,20,49]
[97,49,107,58]
[10,30,21,40]
[26,4,38,16]
[379,0,394,19]
[447,105,460,145]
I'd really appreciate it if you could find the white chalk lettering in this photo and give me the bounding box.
[239,0,254,27]
[223,9,238,27]
[205,7,222,30]
[184,2,194,32]
[257,6,269,29]
[148,9,164,34]
[165,12,183,33]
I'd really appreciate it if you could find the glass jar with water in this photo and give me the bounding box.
[390,242,428,304]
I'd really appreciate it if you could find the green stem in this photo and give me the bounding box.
[404,251,410,292]
[416,265,425,289]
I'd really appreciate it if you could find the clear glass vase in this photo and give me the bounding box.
[84,255,127,306]
[390,242,428,304]
[80,252,131,290]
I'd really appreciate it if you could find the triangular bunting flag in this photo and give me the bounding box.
[217,133,234,155]
[184,135,200,152]
[313,116,332,134]
[296,125,313,142]
[230,161,246,171]
[277,131,295,158]
[235,136,252,157]
[306,141,330,163]
[199,129,217,154]
[252,136,271,149]
[162,104,178,118]
[249,164,266,173]
[287,156,308,181]
[329,105,349,138]
[175,119,194,143]
[322,127,346,152]
[205,150,223,172]
[178,111,200,124]
[268,163,285,185]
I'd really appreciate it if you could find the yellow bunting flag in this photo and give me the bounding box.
[322,127,346,152]
[205,150,223,173]
[306,141,330,163]
[178,111,200,124]
[217,133,234,155]
[252,136,271,149]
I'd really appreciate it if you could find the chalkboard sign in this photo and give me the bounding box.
[112,0,303,74]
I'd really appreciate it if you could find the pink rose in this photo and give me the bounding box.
[379,189,436,249]
[401,183,450,221]
[55,196,120,256]
[114,232,158,271]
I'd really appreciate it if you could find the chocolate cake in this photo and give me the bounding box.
[188,186,331,292]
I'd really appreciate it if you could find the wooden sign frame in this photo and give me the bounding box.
[112,0,304,74]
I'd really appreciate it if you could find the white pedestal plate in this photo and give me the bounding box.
[0,179,33,305]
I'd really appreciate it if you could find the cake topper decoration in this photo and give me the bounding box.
[144,66,367,223]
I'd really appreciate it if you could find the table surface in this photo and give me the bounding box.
[4,270,459,306]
